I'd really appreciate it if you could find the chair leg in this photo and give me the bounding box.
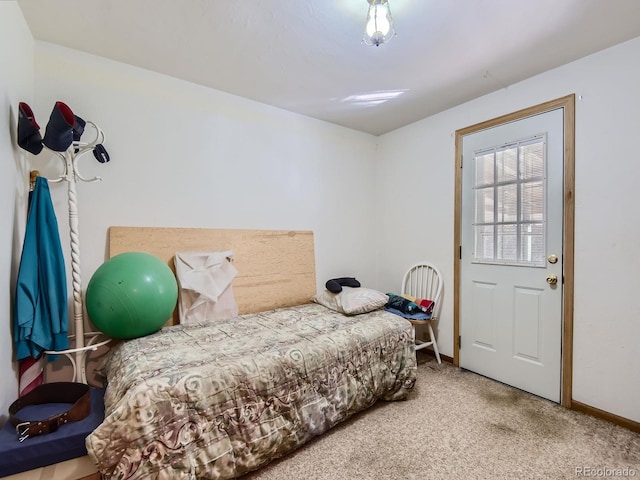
[426,322,441,364]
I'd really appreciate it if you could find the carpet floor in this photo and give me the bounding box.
[244,353,640,480]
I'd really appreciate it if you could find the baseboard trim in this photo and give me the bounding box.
[571,400,640,433]
[417,349,454,364]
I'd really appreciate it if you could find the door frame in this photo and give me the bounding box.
[453,94,575,407]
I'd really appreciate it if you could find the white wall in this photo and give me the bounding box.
[0,2,35,427]
[30,43,379,352]
[376,36,640,422]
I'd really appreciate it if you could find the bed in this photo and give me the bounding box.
[85,227,417,479]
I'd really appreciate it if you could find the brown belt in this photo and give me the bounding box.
[9,382,91,442]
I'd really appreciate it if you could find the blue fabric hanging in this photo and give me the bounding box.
[14,176,69,361]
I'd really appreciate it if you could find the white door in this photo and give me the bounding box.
[460,108,564,402]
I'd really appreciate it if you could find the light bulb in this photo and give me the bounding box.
[363,0,395,47]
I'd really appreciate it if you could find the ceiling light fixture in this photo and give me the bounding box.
[362,0,396,47]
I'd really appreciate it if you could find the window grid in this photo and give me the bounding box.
[473,136,546,266]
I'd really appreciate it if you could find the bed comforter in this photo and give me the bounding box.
[86,303,417,479]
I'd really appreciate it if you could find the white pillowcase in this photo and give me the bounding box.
[313,287,388,315]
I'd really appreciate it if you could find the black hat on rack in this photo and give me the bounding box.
[43,101,76,152]
[17,102,43,155]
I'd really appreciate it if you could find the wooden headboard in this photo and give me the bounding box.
[108,226,317,324]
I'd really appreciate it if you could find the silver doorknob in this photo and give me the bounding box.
[546,274,558,285]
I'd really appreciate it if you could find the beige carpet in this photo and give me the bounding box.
[244,353,640,480]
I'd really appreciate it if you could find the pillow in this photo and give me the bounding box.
[313,287,388,315]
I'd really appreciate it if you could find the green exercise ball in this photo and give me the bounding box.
[86,252,178,339]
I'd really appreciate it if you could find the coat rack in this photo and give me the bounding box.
[39,120,111,383]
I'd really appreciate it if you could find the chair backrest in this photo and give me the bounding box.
[401,263,443,317]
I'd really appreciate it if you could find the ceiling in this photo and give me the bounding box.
[16,0,640,136]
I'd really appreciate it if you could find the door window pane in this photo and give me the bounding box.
[496,147,517,182]
[474,225,494,262]
[472,136,546,266]
[520,141,544,180]
[475,151,494,186]
[475,187,494,223]
[497,184,517,223]
[521,181,544,222]
[496,224,517,262]
[520,223,544,264]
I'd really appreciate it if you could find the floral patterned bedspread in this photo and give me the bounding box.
[86,303,417,479]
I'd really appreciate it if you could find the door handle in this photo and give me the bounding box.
[546,274,558,285]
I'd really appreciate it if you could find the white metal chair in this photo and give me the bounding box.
[401,262,443,364]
